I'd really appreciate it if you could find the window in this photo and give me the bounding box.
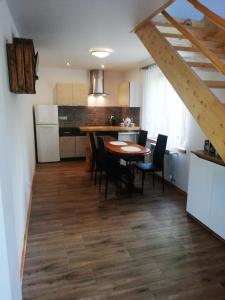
[142,65,188,150]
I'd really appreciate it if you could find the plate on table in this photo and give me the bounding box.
[121,146,141,152]
[110,141,127,146]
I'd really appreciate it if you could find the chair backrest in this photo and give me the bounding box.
[89,132,97,156]
[97,136,105,157]
[138,130,148,147]
[153,134,168,170]
[96,136,107,168]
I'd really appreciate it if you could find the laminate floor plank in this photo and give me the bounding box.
[22,161,225,300]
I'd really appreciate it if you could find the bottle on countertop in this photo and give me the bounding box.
[109,115,116,126]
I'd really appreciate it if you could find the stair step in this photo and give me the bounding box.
[186,61,217,70]
[174,46,225,55]
[163,33,224,48]
[155,21,221,42]
[154,21,204,29]
[163,32,184,39]
[204,80,225,88]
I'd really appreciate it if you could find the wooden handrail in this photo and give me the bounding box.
[161,10,225,77]
[132,0,176,33]
[187,0,225,29]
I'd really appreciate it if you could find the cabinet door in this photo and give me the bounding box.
[208,164,225,239]
[59,137,76,158]
[118,132,138,143]
[56,83,73,105]
[75,136,86,157]
[186,154,213,226]
[129,81,141,107]
[118,81,129,106]
[72,83,88,106]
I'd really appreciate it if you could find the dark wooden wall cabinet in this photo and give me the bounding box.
[7,38,38,94]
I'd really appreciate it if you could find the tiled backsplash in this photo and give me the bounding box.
[58,106,140,127]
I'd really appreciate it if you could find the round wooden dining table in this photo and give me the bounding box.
[104,140,150,159]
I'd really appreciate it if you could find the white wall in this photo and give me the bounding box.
[125,65,225,192]
[0,1,36,299]
[0,184,12,300]
[32,66,126,106]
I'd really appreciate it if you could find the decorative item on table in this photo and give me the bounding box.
[209,143,216,155]
[204,140,210,152]
[204,139,215,155]
[120,122,125,127]
[123,117,131,127]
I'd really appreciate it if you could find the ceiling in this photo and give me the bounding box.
[6,0,169,71]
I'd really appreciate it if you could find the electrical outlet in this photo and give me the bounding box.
[59,116,68,120]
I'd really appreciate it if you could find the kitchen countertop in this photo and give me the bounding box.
[192,150,225,167]
[79,126,140,132]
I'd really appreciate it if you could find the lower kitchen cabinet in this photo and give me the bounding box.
[118,132,139,143]
[75,136,86,157]
[60,137,76,158]
[187,154,213,226]
[59,136,86,159]
[187,153,225,240]
[208,164,225,239]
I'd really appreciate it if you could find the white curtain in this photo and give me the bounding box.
[142,65,188,149]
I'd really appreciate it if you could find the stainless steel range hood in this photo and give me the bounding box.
[89,69,107,96]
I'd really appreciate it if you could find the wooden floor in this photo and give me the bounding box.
[23,161,225,300]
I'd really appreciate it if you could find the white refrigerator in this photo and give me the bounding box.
[34,105,60,163]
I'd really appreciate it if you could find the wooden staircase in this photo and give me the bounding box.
[132,0,225,161]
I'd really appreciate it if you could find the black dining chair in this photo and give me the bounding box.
[135,134,168,194]
[137,130,148,147]
[97,136,134,200]
[89,132,98,182]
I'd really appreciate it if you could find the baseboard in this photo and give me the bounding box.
[186,211,225,244]
[20,166,36,283]
[165,179,187,197]
[154,173,187,197]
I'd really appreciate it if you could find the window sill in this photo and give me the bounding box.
[147,138,187,154]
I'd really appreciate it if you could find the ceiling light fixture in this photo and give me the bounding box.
[101,64,105,69]
[66,61,70,66]
[89,48,113,58]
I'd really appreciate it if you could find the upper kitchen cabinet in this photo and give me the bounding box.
[56,82,88,106]
[72,83,88,106]
[118,81,141,107]
[56,83,73,105]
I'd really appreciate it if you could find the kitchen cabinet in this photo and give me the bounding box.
[72,83,88,106]
[118,81,141,107]
[59,136,86,158]
[59,136,76,158]
[208,164,225,239]
[187,154,213,226]
[56,83,88,105]
[75,136,86,157]
[118,132,138,143]
[187,153,225,239]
